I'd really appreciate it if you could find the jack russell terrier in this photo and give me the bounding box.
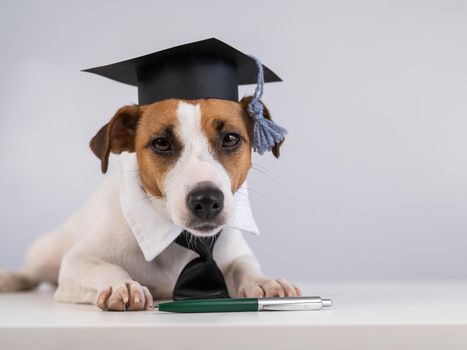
[0,97,301,311]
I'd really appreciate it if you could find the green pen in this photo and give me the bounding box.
[155,297,333,313]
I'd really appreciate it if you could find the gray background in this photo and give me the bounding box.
[1,0,466,281]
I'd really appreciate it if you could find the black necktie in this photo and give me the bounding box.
[173,230,230,301]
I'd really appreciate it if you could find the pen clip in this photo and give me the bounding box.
[261,302,322,311]
[258,297,332,311]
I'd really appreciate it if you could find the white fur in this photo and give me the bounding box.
[165,102,235,236]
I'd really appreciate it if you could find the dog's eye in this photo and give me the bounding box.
[151,137,172,152]
[222,132,241,149]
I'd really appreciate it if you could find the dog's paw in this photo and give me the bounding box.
[238,278,302,298]
[96,281,153,311]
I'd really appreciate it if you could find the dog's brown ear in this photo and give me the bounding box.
[239,96,284,158]
[90,105,141,173]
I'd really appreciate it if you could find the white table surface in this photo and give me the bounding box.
[1,280,466,350]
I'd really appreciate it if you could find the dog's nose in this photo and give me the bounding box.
[187,185,224,220]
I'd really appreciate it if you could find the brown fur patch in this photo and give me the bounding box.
[90,105,141,173]
[198,99,253,193]
[134,99,181,197]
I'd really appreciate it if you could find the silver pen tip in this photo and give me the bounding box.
[322,299,333,307]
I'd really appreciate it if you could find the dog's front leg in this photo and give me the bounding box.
[55,254,153,311]
[216,229,302,298]
[224,254,302,298]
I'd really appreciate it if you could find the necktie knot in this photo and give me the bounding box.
[174,230,219,261]
[173,230,230,300]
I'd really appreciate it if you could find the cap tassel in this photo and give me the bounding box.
[247,56,287,155]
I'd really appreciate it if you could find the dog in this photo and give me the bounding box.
[0,97,301,311]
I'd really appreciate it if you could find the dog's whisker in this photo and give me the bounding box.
[135,193,163,200]
[234,193,258,201]
[237,187,265,198]
[127,196,153,203]
[146,193,164,200]
[208,236,215,250]
[127,193,164,203]
[187,234,192,249]
[250,166,276,180]
[234,197,250,203]
[192,236,198,252]
[250,166,284,187]
[251,161,270,170]
[234,191,249,197]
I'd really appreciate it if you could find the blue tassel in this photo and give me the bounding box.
[247,56,287,155]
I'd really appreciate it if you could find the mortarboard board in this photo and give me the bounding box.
[83,38,281,105]
[84,38,287,155]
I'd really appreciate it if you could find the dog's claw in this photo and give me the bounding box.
[142,286,154,309]
[96,281,153,311]
[96,286,112,310]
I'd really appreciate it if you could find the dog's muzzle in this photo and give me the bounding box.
[186,182,225,232]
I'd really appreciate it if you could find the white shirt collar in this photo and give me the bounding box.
[118,152,259,261]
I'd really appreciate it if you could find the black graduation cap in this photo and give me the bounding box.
[83,38,282,105]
